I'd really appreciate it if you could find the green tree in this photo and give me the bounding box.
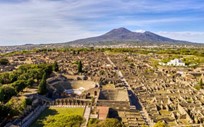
[6,97,27,116]
[100,118,123,127]
[154,121,167,127]
[43,115,84,127]
[53,61,59,72]
[9,73,18,83]
[0,73,9,84]
[88,118,100,127]
[0,85,17,103]
[44,65,53,76]
[78,61,83,73]
[88,118,123,127]
[0,58,9,65]
[11,80,26,92]
[25,79,34,87]
[0,103,11,118]
[38,73,47,95]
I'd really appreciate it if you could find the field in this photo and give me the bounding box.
[31,107,85,127]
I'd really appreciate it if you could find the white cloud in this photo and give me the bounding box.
[0,0,104,45]
[122,17,202,26]
[157,31,204,43]
[0,0,203,45]
[135,29,146,33]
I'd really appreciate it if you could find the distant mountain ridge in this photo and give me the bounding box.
[68,27,192,45]
[0,27,201,52]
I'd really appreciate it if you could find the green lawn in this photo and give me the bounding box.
[30,107,84,127]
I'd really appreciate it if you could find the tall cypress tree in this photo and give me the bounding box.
[78,61,83,73]
[53,61,59,72]
[38,73,47,95]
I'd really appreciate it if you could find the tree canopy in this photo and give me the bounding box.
[53,61,59,72]
[38,73,47,95]
[0,63,54,103]
[0,85,17,103]
[43,115,84,127]
[153,121,167,127]
[0,58,9,65]
[88,118,123,127]
[0,103,12,118]
[6,97,27,116]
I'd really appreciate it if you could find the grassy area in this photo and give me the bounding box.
[31,107,84,127]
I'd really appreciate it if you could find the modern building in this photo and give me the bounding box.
[159,59,185,66]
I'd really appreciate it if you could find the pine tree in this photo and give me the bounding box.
[78,61,83,73]
[38,73,47,95]
[53,61,59,72]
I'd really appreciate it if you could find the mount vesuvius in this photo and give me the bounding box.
[67,27,193,45]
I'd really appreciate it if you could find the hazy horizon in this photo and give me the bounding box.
[0,0,204,46]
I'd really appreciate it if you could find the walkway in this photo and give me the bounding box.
[81,106,91,127]
[19,104,47,127]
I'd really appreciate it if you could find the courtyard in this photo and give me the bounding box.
[31,107,85,127]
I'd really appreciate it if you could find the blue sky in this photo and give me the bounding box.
[0,0,204,45]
